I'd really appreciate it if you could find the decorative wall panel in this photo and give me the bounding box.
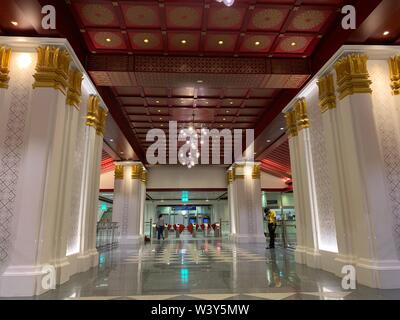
[369,60,400,256]
[307,87,338,252]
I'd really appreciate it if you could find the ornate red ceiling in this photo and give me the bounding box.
[70,0,343,57]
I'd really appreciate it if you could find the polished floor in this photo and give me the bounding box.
[30,238,400,300]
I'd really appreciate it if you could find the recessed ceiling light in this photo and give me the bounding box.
[267,140,271,143]
[197,80,203,83]
[280,127,285,130]
[383,31,390,36]
[11,21,18,26]
[229,101,233,105]
[158,109,161,113]
[156,100,160,104]
[106,38,111,42]
[161,124,164,127]
[159,117,163,120]
[226,110,230,113]
[255,41,260,46]
[223,118,226,121]
[218,40,224,45]
[291,42,297,46]
[120,151,124,154]
[109,138,114,142]
[144,38,149,43]
[181,39,187,44]
[220,124,224,127]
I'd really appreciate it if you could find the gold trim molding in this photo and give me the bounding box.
[317,74,336,113]
[252,164,261,179]
[389,55,400,95]
[232,164,245,180]
[334,54,372,100]
[294,98,310,130]
[284,110,298,138]
[227,170,233,184]
[33,46,71,94]
[114,165,124,180]
[0,47,11,89]
[140,169,148,184]
[66,69,83,108]
[132,164,143,180]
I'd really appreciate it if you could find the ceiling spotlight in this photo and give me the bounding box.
[291,42,297,47]
[280,127,285,130]
[156,100,160,104]
[229,101,233,105]
[267,140,271,143]
[226,110,230,113]
[106,38,111,42]
[158,109,161,113]
[383,31,390,36]
[11,21,18,26]
[109,138,114,142]
[159,117,163,120]
[218,40,224,45]
[223,118,226,121]
[160,124,164,127]
[197,80,203,83]
[181,39,187,44]
[144,38,149,43]
[254,41,260,46]
[120,151,124,154]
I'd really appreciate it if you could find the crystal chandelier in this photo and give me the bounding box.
[215,0,235,7]
[178,113,207,169]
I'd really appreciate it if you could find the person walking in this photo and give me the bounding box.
[265,208,277,249]
[156,214,165,240]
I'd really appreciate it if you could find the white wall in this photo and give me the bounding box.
[260,171,287,189]
[100,165,288,190]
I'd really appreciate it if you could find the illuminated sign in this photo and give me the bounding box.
[181,191,189,202]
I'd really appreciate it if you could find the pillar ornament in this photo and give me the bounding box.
[227,170,233,184]
[317,74,336,113]
[284,110,298,138]
[252,164,261,179]
[140,169,148,184]
[86,95,100,128]
[96,107,108,136]
[131,164,143,180]
[0,46,11,89]
[66,69,83,108]
[389,55,400,95]
[334,53,372,100]
[294,98,310,130]
[33,46,71,95]
[114,165,124,180]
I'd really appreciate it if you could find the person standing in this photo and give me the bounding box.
[156,214,165,240]
[265,208,277,249]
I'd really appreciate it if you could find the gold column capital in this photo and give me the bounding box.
[334,53,372,100]
[66,69,83,109]
[0,46,11,89]
[232,163,245,180]
[131,164,143,180]
[86,95,100,128]
[33,46,71,95]
[252,163,261,179]
[317,73,336,113]
[294,98,310,130]
[389,55,400,95]
[140,169,148,184]
[284,110,298,138]
[96,107,108,136]
[227,170,233,184]
[114,165,124,180]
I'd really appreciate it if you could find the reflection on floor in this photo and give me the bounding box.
[31,239,400,299]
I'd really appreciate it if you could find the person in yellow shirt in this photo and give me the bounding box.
[264,208,277,249]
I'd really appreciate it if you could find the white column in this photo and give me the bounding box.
[333,54,400,288]
[113,162,146,245]
[228,163,265,243]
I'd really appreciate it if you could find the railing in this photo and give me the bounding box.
[96,222,119,250]
[264,219,297,248]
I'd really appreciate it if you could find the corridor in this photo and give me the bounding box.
[35,240,400,300]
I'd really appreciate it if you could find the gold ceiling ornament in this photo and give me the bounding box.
[388,55,400,95]
[131,164,143,180]
[114,165,124,180]
[66,69,83,109]
[334,53,372,100]
[140,169,148,184]
[33,46,71,95]
[317,73,336,113]
[86,95,100,128]
[96,107,108,136]
[0,46,11,89]
[294,98,310,130]
[284,110,298,138]
[227,170,233,184]
[252,164,261,179]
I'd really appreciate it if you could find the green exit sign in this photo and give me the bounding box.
[181,191,189,202]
